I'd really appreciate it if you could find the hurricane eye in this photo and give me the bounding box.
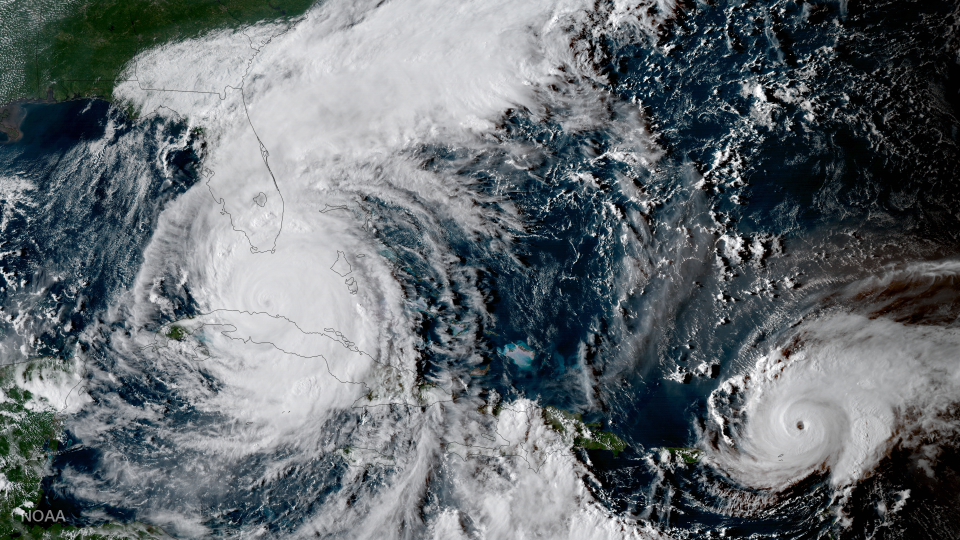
[796,421,804,430]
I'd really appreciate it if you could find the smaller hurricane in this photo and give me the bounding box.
[706,261,960,491]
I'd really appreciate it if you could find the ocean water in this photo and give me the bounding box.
[0,100,199,360]
[2,0,960,538]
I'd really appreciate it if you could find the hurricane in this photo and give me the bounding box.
[25,0,672,537]
[708,262,960,492]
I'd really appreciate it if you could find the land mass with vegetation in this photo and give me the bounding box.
[0,0,316,107]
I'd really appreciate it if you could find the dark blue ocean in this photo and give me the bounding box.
[0,100,199,360]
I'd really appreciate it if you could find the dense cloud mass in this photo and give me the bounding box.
[49,0,674,537]
[708,261,960,491]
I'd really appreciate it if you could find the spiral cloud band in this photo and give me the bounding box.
[708,262,960,491]
[46,0,676,537]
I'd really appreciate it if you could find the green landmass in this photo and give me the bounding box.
[0,105,25,141]
[163,325,187,341]
[664,447,703,464]
[414,381,440,405]
[542,405,580,433]
[542,406,628,457]
[0,360,168,539]
[576,431,628,455]
[0,0,316,106]
[0,379,59,536]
